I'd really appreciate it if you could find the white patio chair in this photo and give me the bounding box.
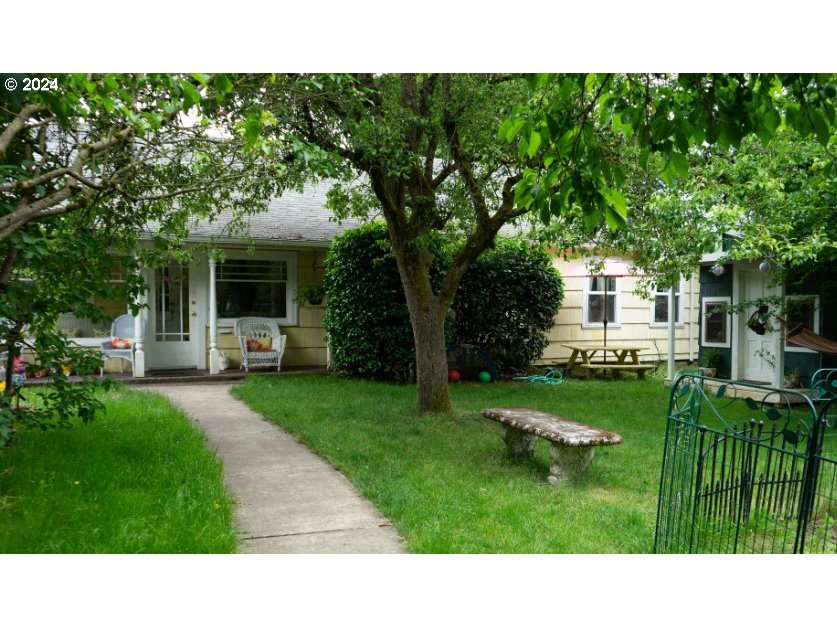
[100,313,143,377]
[234,317,287,372]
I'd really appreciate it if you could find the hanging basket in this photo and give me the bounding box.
[747,307,769,335]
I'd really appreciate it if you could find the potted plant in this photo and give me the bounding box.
[700,349,722,377]
[296,282,325,307]
[783,366,801,389]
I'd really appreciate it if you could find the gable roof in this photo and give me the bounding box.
[183,179,366,245]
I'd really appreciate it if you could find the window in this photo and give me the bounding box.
[216,253,297,324]
[583,276,620,326]
[650,281,684,326]
[701,296,731,348]
[786,295,820,353]
[56,262,128,342]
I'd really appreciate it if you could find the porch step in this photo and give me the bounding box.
[21,366,328,387]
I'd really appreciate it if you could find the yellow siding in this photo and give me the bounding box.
[537,258,700,365]
[206,248,329,369]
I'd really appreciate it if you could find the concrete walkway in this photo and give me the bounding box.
[146,383,404,554]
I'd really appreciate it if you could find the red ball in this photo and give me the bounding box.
[448,369,461,382]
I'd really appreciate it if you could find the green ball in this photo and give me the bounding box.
[478,371,491,383]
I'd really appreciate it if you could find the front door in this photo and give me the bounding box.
[147,264,197,369]
[740,269,777,383]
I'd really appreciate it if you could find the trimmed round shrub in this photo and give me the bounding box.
[323,222,448,381]
[451,239,564,373]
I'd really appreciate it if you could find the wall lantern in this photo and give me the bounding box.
[711,265,725,276]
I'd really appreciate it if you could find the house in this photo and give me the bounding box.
[58,180,363,375]
[57,181,701,377]
[536,255,700,367]
[696,243,837,389]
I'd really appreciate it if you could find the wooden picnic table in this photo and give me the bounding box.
[561,343,654,379]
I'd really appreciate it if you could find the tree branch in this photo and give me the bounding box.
[0,185,75,241]
[0,104,48,161]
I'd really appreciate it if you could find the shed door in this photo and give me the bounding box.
[740,270,777,383]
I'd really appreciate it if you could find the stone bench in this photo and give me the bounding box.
[481,407,623,485]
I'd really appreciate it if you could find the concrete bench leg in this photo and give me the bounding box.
[548,443,594,485]
[501,425,537,459]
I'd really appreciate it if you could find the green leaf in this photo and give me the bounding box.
[745,397,758,410]
[497,119,513,141]
[182,82,201,107]
[604,205,628,231]
[670,152,689,178]
[639,148,651,170]
[600,188,627,217]
[556,129,576,158]
[763,109,781,137]
[527,130,541,158]
[215,74,233,101]
[582,206,602,232]
[190,73,210,87]
[716,385,727,399]
[810,109,830,146]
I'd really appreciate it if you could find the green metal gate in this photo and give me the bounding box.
[654,372,836,553]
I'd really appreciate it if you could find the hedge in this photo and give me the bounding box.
[451,239,564,373]
[323,223,563,379]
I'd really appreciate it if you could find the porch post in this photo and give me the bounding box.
[208,256,219,375]
[688,275,695,363]
[773,279,785,389]
[667,284,676,382]
[133,297,146,378]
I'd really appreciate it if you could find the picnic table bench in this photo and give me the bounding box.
[562,343,655,379]
[481,407,623,485]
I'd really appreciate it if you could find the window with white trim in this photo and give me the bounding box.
[57,261,128,342]
[583,276,620,326]
[216,252,297,325]
[701,296,731,348]
[650,281,684,326]
[785,295,820,353]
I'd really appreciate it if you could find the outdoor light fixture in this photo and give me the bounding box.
[712,265,725,276]
[759,260,771,273]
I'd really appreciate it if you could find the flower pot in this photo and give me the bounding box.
[783,374,800,389]
[700,367,717,377]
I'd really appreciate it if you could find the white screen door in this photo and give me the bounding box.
[148,264,197,369]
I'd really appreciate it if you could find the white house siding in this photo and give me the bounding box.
[536,256,700,365]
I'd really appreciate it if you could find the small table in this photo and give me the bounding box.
[561,343,653,379]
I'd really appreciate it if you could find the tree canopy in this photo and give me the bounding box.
[236,73,836,412]
[2,73,835,423]
[0,73,288,442]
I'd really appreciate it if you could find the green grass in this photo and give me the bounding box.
[233,374,675,553]
[0,387,237,553]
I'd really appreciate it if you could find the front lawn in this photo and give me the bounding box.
[233,374,673,553]
[0,387,237,553]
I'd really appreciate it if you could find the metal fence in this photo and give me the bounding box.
[654,372,836,554]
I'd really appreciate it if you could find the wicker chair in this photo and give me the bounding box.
[234,317,287,372]
[100,313,143,376]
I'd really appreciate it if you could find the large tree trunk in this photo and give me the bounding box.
[390,236,451,413]
[405,290,450,413]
